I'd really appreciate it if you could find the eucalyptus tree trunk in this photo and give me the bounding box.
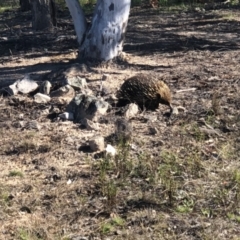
[65,0,131,62]
[32,0,56,31]
[65,0,87,45]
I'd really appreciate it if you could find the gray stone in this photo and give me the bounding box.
[66,94,109,123]
[26,121,41,130]
[81,88,93,95]
[81,118,99,130]
[143,114,158,123]
[40,81,52,95]
[124,103,139,119]
[71,237,88,240]
[89,136,105,152]
[105,144,116,156]
[102,74,110,81]
[59,112,74,121]
[115,118,132,142]
[8,75,38,95]
[64,76,87,90]
[34,93,51,103]
[172,106,179,115]
[12,121,25,128]
[8,84,18,95]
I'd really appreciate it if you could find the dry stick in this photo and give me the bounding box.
[176,88,197,93]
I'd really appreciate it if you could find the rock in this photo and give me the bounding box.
[59,112,74,121]
[67,179,72,185]
[66,94,109,123]
[64,76,87,91]
[124,103,139,119]
[81,118,99,130]
[143,114,158,123]
[8,84,18,95]
[24,120,41,130]
[102,74,110,81]
[18,114,24,120]
[34,93,51,103]
[106,144,116,156]
[89,136,105,152]
[50,84,75,103]
[71,236,88,240]
[115,118,132,142]
[172,107,179,115]
[148,126,158,135]
[8,75,38,95]
[101,87,109,96]
[81,88,93,95]
[12,121,25,128]
[40,81,52,95]
[78,63,90,73]
[65,63,91,76]
[12,120,41,130]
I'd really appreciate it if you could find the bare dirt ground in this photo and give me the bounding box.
[0,4,240,240]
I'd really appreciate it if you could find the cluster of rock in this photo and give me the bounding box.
[4,68,115,124]
[1,64,140,156]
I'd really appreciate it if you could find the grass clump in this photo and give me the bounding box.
[8,170,24,178]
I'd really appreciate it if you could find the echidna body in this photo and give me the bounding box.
[117,74,173,112]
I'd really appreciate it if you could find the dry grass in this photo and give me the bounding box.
[0,4,240,240]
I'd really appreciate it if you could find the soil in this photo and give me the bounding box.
[0,4,240,240]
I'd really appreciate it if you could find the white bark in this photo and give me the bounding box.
[65,0,87,45]
[80,0,131,61]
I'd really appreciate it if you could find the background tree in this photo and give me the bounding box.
[65,0,131,62]
[20,0,31,11]
[32,0,57,31]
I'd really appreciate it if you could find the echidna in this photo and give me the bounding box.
[117,74,173,112]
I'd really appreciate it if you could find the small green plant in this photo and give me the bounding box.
[190,124,208,142]
[18,228,43,240]
[9,170,23,178]
[184,150,204,178]
[211,91,222,116]
[101,216,125,234]
[98,157,113,183]
[227,213,240,223]
[176,198,194,213]
[158,151,182,206]
[233,170,240,185]
[101,222,113,234]
[0,186,12,207]
[218,142,234,161]
[201,208,212,218]
[103,180,118,208]
[18,228,31,240]
[114,142,132,179]
[112,216,125,226]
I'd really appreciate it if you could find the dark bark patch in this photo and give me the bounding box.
[102,35,104,44]
[97,9,102,18]
[90,45,97,52]
[87,33,92,39]
[109,3,114,11]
